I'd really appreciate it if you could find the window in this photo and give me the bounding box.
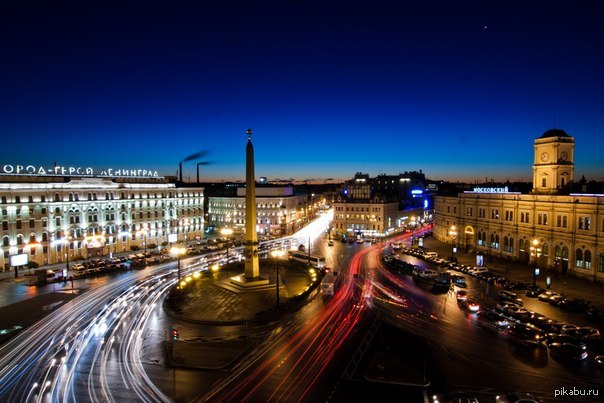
[16,220,22,229]
[2,221,7,231]
[578,216,591,230]
[599,253,604,273]
[491,209,499,219]
[505,210,513,221]
[585,250,592,269]
[520,212,530,223]
[576,249,584,268]
[2,236,8,247]
[537,213,548,226]
[29,219,35,228]
[542,178,546,187]
[15,196,20,203]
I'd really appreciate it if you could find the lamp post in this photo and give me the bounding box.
[530,239,541,287]
[170,246,186,300]
[65,236,72,273]
[449,225,458,261]
[220,228,233,262]
[271,249,285,307]
[142,224,148,254]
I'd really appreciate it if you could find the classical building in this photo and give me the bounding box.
[207,186,319,236]
[434,129,604,282]
[0,168,204,271]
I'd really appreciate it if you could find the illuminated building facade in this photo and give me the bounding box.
[0,171,204,271]
[208,187,318,236]
[434,129,604,282]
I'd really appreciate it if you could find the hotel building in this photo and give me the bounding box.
[434,129,604,282]
[208,187,319,236]
[0,165,204,271]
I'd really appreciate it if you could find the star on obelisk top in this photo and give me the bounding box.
[246,128,253,140]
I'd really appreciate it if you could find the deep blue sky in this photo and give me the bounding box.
[1,1,603,182]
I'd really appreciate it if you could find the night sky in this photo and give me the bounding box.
[1,1,603,182]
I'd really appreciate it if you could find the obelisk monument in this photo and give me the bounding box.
[244,128,260,279]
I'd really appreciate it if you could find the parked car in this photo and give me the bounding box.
[525,287,545,298]
[538,291,560,302]
[476,310,510,331]
[545,333,586,349]
[548,294,565,306]
[558,298,589,312]
[468,267,489,276]
[495,392,542,403]
[499,290,524,305]
[71,264,85,271]
[549,342,588,361]
[564,326,601,341]
[585,307,604,323]
[506,323,545,346]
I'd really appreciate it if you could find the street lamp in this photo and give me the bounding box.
[530,239,541,287]
[271,249,285,307]
[449,225,458,261]
[170,246,187,300]
[220,227,233,262]
[140,224,148,254]
[65,236,72,273]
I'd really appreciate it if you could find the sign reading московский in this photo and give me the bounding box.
[1,164,161,178]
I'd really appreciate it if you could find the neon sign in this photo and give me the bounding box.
[472,186,509,193]
[1,164,162,178]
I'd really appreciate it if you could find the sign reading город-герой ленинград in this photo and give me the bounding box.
[0,164,162,178]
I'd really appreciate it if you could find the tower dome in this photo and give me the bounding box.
[540,128,570,138]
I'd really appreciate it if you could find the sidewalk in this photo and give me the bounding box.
[421,237,604,309]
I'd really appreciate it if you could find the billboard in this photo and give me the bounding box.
[168,234,178,243]
[10,254,28,267]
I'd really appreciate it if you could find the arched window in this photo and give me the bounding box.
[509,237,514,253]
[541,243,549,257]
[69,193,74,201]
[599,253,604,273]
[16,234,24,245]
[576,249,584,268]
[584,250,592,269]
[54,193,61,202]
[29,233,36,243]
[2,236,9,247]
[42,232,48,242]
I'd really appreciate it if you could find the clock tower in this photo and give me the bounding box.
[532,129,575,194]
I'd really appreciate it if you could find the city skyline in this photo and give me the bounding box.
[2,1,603,182]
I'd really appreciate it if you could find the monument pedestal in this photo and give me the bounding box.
[225,274,272,292]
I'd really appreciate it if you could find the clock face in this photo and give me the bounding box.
[540,152,549,162]
[560,151,568,161]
